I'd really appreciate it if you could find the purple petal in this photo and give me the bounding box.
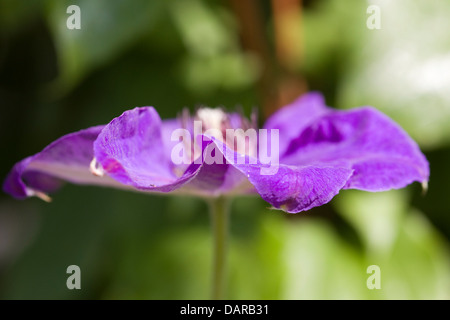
[281,107,429,191]
[161,118,184,157]
[93,108,250,195]
[263,92,330,155]
[180,143,249,196]
[2,125,125,200]
[93,107,200,192]
[208,137,353,213]
[247,165,353,213]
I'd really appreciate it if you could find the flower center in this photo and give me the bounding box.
[195,108,229,141]
[196,108,228,133]
[178,107,259,162]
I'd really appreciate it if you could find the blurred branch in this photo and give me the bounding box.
[272,0,303,70]
[271,0,306,111]
[229,0,306,118]
[228,0,277,118]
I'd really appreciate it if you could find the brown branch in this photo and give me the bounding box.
[229,0,307,119]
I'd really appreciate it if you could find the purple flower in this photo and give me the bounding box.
[3,92,429,213]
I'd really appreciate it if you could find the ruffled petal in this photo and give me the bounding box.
[263,92,330,155]
[93,107,202,192]
[280,107,429,191]
[246,165,353,213]
[93,107,252,195]
[206,137,353,213]
[179,143,249,196]
[2,126,126,200]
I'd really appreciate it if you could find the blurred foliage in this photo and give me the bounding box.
[0,0,449,300]
[46,0,164,91]
[303,0,450,149]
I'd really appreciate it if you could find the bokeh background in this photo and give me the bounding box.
[1,0,449,299]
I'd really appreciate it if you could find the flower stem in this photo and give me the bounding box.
[208,196,230,300]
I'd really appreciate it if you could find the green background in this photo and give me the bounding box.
[0,0,449,299]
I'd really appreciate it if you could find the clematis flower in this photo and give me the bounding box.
[3,92,429,213]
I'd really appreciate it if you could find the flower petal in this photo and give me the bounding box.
[179,143,249,196]
[93,107,201,192]
[281,107,429,191]
[92,107,252,196]
[207,137,353,213]
[2,125,126,200]
[243,164,353,213]
[161,118,185,159]
[263,92,330,155]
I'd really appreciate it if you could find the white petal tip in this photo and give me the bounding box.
[26,188,52,203]
[268,206,287,212]
[90,157,105,177]
[421,181,428,195]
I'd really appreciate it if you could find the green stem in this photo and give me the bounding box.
[208,196,230,300]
